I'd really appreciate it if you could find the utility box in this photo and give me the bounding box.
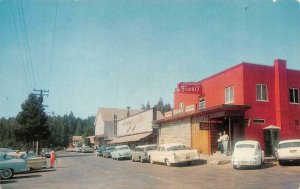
[263,125,280,157]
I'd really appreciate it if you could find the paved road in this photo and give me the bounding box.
[1,152,299,189]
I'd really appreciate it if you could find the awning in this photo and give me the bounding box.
[86,136,95,144]
[108,132,152,144]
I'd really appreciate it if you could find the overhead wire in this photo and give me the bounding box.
[9,0,31,93]
[19,0,36,89]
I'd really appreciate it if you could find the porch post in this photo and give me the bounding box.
[229,116,232,154]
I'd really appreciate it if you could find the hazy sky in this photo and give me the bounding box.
[1,0,300,118]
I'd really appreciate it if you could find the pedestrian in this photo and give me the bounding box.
[50,150,56,168]
[222,131,230,155]
[217,132,223,153]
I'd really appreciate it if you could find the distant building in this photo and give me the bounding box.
[94,107,142,147]
[157,59,300,156]
[72,136,83,146]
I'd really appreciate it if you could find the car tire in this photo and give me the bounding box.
[278,160,284,166]
[141,158,145,163]
[187,161,193,166]
[149,156,154,164]
[233,165,237,169]
[165,159,172,167]
[1,169,14,179]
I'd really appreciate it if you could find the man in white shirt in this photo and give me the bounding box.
[222,131,230,155]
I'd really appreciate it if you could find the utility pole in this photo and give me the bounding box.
[33,89,49,155]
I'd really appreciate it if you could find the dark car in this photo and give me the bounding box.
[102,146,115,158]
[41,148,51,158]
[95,146,106,156]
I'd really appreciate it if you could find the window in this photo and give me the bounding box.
[256,84,268,101]
[199,99,206,110]
[290,88,299,104]
[225,86,234,104]
[253,119,265,124]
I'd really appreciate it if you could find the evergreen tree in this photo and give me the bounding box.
[146,101,151,110]
[14,93,50,148]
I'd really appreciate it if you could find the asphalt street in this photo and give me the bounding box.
[0,152,299,189]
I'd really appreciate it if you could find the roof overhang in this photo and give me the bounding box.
[107,132,153,144]
[156,104,251,124]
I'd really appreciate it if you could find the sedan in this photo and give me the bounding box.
[9,152,47,170]
[111,145,132,160]
[231,140,265,169]
[148,143,200,166]
[102,146,115,158]
[275,139,300,165]
[41,148,51,158]
[0,152,29,179]
[132,144,157,163]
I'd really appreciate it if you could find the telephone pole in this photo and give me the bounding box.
[33,89,49,104]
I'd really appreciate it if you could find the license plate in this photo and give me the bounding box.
[240,161,248,165]
[290,150,297,153]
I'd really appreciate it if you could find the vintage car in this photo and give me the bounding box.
[148,143,200,166]
[0,152,29,179]
[9,151,47,170]
[275,139,300,165]
[131,144,157,163]
[95,146,106,156]
[102,146,115,158]
[111,145,132,160]
[81,146,93,153]
[41,148,51,158]
[231,140,265,169]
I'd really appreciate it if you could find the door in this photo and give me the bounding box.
[192,123,209,154]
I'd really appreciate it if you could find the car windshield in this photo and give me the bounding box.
[21,153,38,159]
[106,147,114,150]
[117,147,129,150]
[236,144,255,148]
[167,145,187,151]
[4,154,14,160]
[146,146,157,151]
[279,142,300,149]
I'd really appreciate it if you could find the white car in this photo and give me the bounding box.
[110,145,132,160]
[231,140,265,169]
[148,143,200,166]
[276,139,300,165]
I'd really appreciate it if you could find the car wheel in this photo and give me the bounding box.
[165,159,171,167]
[187,161,193,166]
[1,169,14,179]
[149,156,154,164]
[278,160,284,166]
[141,157,145,163]
[233,165,237,169]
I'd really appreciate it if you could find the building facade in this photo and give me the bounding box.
[157,59,300,155]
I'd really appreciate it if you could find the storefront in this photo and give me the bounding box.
[157,104,250,155]
[108,108,163,148]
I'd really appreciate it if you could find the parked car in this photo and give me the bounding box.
[75,147,81,153]
[81,146,93,153]
[231,140,265,169]
[275,139,300,165]
[111,145,132,160]
[95,146,106,156]
[41,148,51,158]
[132,144,157,163]
[0,152,29,179]
[9,151,47,170]
[148,143,200,166]
[102,146,115,158]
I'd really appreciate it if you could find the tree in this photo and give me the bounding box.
[146,101,151,110]
[141,104,146,110]
[15,94,50,148]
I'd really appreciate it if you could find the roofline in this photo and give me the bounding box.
[156,104,251,124]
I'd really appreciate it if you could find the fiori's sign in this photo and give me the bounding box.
[177,82,201,94]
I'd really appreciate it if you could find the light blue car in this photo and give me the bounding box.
[111,145,132,160]
[0,152,29,179]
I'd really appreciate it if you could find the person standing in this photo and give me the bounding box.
[50,150,56,168]
[217,132,223,153]
[222,131,230,155]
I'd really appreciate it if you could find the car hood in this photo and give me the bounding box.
[115,149,131,154]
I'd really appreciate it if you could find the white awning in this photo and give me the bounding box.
[108,132,153,144]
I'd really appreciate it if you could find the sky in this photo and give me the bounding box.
[0,0,300,119]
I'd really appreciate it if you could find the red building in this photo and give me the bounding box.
[162,59,300,155]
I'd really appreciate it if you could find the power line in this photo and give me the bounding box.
[9,0,31,93]
[19,0,36,88]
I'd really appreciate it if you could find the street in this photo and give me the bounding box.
[1,152,299,189]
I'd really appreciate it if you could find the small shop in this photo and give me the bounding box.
[107,108,163,149]
[156,104,251,155]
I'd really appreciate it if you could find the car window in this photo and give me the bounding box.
[146,146,157,151]
[236,144,255,148]
[160,147,166,151]
[167,145,187,151]
[117,147,129,150]
[279,142,300,148]
[4,154,14,160]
